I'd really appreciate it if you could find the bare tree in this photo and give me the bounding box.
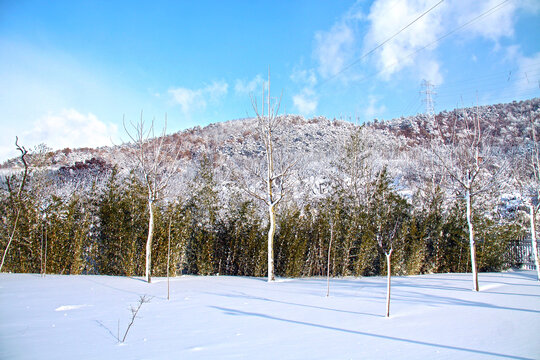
[528,115,540,279]
[120,295,151,343]
[332,127,375,273]
[335,126,374,209]
[432,107,506,291]
[378,228,396,318]
[0,137,29,272]
[237,70,296,282]
[370,170,404,318]
[124,114,181,283]
[515,114,540,280]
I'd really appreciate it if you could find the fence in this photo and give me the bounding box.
[506,238,536,270]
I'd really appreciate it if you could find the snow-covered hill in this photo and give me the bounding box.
[1,98,537,210]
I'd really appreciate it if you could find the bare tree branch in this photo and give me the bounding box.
[0,137,30,272]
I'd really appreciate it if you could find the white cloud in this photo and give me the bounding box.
[418,59,443,85]
[290,68,317,87]
[361,0,535,82]
[515,51,540,93]
[169,88,200,113]
[290,66,319,115]
[364,95,387,120]
[169,81,228,113]
[520,0,540,12]
[364,0,445,81]
[451,0,518,41]
[206,81,229,100]
[293,88,318,115]
[314,22,355,78]
[22,109,117,151]
[234,75,264,95]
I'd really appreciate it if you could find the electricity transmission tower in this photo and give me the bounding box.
[420,80,436,118]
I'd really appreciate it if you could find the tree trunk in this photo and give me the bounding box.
[268,203,276,282]
[466,188,479,291]
[0,209,21,273]
[385,249,393,318]
[530,204,540,281]
[145,200,154,283]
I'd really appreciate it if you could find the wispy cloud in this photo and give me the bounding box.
[314,22,355,79]
[169,81,228,113]
[364,95,386,120]
[452,0,518,41]
[290,68,318,88]
[515,51,540,94]
[311,0,533,87]
[234,75,264,95]
[290,67,319,115]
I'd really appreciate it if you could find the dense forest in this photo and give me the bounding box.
[0,98,538,278]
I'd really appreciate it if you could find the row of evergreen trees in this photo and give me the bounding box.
[0,152,524,278]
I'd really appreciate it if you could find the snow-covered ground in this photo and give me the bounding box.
[1,271,539,359]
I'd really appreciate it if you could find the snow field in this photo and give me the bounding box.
[1,271,539,359]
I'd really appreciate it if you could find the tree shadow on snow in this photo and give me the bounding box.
[81,276,152,297]
[394,290,540,314]
[204,291,381,318]
[209,306,532,360]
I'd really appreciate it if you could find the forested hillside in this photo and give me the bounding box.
[1,98,538,277]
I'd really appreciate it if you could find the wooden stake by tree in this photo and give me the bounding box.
[124,114,181,283]
[326,218,334,297]
[167,216,171,300]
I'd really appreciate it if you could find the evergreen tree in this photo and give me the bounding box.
[97,169,147,276]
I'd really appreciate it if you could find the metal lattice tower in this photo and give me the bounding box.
[420,80,436,117]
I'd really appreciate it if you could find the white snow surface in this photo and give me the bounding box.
[1,271,539,359]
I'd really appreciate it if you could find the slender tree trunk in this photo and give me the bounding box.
[268,203,276,282]
[44,228,47,277]
[0,209,21,272]
[326,221,334,297]
[145,200,154,283]
[385,249,393,318]
[167,217,171,300]
[41,223,44,277]
[530,204,540,281]
[466,187,479,291]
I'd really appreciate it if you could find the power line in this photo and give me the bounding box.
[317,0,445,88]
[319,0,533,120]
[323,0,513,91]
[441,62,540,88]
[370,0,513,85]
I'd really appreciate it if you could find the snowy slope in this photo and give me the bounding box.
[1,271,539,359]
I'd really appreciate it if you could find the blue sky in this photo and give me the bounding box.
[1,0,539,160]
